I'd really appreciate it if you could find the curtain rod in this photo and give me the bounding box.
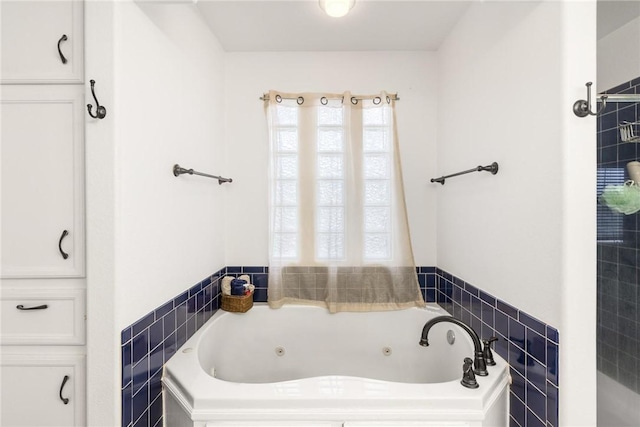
[259,93,400,102]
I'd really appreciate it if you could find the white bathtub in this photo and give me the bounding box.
[163,304,510,427]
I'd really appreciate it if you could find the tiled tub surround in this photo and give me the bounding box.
[597,77,640,393]
[121,267,268,427]
[434,268,559,427]
[121,266,558,427]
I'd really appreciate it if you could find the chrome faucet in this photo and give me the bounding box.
[419,316,488,376]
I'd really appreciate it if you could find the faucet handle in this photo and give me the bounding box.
[460,357,479,389]
[482,336,498,366]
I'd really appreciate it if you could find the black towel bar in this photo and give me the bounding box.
[431,162,499,185]
[173,164,232,185]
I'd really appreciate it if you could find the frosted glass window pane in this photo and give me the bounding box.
[274,207,298,232]
[364,181,390,205]
[318,181,344,205]
[318,154,344,179]
[317,233,345,260]
[364,154,390,179]
[363,128,390,152]
[364,234,390,259]
[318,129,344,152]
[276,129,298,152]
[318,207,344,232]
[318,107,343,125]
[275,155,297,179]
[273,233,298,258]
[275,105,298,126]
[363,107,388,125]
[364,207,390,232]
[274,180,297,206]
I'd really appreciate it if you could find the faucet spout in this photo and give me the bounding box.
[419,315,488,376]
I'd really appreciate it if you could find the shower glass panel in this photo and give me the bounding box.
[596,77,640,426]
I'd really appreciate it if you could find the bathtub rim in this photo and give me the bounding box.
[164,370,510,423]
[162,303,511,422]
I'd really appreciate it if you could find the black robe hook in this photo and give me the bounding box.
[573,82,607,117]
[87,79,107,119]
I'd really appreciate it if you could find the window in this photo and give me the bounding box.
[266,91,423,312]
[597,167,624,243]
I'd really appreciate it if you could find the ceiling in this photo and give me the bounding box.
[194,0,640,52]
[597,0,640,40]
[195,0,473,52]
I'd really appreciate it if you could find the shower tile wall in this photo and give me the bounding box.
[597,76,640,393]
[121,266,559,427]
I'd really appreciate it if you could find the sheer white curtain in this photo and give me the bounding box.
[265,90,424,313]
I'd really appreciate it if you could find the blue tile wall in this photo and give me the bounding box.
[597,76,640,393]
[121,266,270,427]
[121,265,559,427]
[434,268,560,427]
[121,269,221,427]
[416,266,438,303]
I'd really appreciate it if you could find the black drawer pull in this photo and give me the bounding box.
[59,230,69,259]
[57,34,68,64]
[16,304,48,311]
[59,375,70,404]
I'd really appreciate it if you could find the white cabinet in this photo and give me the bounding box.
[0,0,84,84]
[1,1,87,425]
[0,352,85,427]
[1,85,85,279]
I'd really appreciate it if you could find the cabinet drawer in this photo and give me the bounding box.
[1,0,84,83]
[1,288,85,345]
[1,352,85,427]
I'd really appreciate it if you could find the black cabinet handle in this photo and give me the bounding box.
[16,304,48,311]
[58,230,69,259]
[57,34,68,64]
[59,375,70,404]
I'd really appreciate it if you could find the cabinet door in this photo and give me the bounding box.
[0,353,85,426]
[0,0,84,84]
[1,85,85,278]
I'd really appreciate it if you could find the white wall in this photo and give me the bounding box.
[437,0,565,330]
[113,2,226,331]
[85,1,118,424]
[598,16,640,91]
[86,1,226,425]
[224,51,438,267]
[437,1,596,425]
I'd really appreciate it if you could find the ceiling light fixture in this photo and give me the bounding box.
[319,0,355,18]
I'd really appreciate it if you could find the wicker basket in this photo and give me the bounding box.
[221,291,254,313]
